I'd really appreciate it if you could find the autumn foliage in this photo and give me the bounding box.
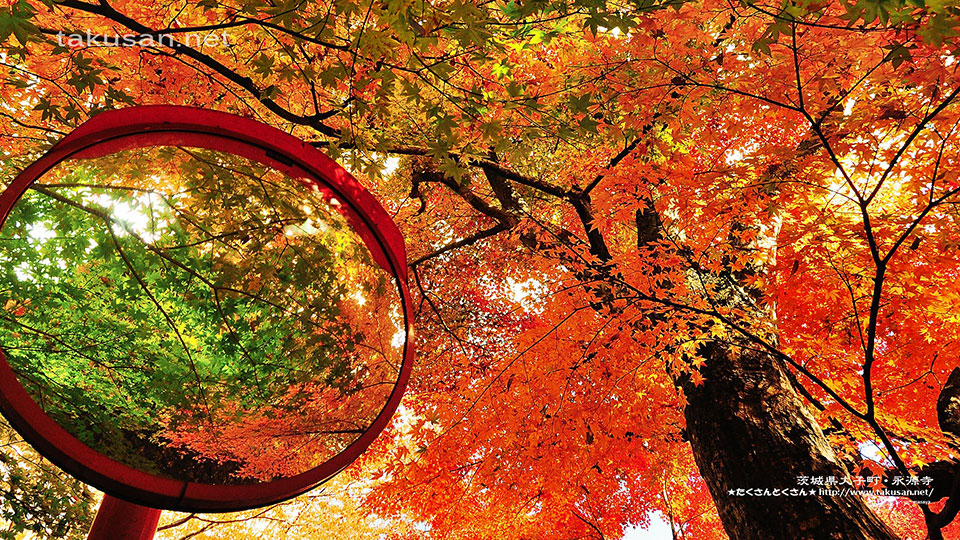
[0,0,959,538]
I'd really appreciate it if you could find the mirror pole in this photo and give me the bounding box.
[87,495,162,540]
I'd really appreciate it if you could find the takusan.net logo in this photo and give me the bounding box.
[56,30,231,49]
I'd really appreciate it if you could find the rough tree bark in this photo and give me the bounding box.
[683,342,900,539]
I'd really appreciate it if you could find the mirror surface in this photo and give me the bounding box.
[0,145,405,485]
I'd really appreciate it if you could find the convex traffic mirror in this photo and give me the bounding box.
[0,106,414,511]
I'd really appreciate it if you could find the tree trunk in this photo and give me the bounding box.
[683,341,900,539]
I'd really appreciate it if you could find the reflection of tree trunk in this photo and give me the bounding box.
[682,342,899,539]
[119,429,251,485]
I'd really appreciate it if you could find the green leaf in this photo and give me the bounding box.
[262,84,281,100]
[501,0,523,20]
[882,42,913,68]
[569,93,592,114]
[579,115,599,133]
[492,61,510,78]
[252,53,276,76]
[0,0,38,46]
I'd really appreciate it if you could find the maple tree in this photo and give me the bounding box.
[0,0,960,538]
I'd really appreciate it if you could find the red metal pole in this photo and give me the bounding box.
[87,495,162,540]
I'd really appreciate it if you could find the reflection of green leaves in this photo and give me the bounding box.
[0,148,399,483]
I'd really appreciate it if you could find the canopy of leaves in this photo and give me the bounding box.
[0,0,960,537]
[0,418,94,539]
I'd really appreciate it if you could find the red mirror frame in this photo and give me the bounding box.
[0,106,414,512]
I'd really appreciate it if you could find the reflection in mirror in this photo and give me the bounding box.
[0,145,405,485]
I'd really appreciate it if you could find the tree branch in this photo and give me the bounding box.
[583,137,642,195]
[410,223,509,267]
[53,0,341,137]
